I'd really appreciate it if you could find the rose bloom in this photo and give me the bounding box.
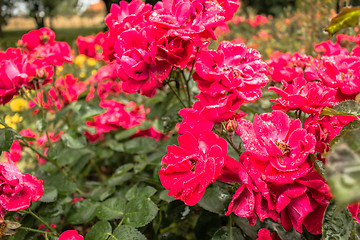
[269,77,337,114]
[58,230,84,240]
[193,41,269,102]
[0,162,43,211]
[159,130,228,205]
[236,110,316,183]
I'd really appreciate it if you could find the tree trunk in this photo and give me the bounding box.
[35,15,45,29]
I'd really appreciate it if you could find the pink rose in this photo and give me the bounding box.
[58,230,84,240]
[159,131,228,205]
[0,162,43,211]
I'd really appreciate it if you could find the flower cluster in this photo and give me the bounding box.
[0,162,43,217]
[0,27,73,105]
[76,32,104,60]
[102,0,239,97]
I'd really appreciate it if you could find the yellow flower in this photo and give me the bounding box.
[87,58,97,66]
[91,70,97,76]
[2,114,23,130]
[79,72,86,78]
[56,66,64,75]
[9,98,28,112]
[75,54,87,66]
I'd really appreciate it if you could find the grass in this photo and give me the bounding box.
[0,26,104,50]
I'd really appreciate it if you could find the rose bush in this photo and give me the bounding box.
[0,1,359,239]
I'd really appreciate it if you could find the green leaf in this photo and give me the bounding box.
[96,197,126,221]
[125,186,138,201]
[67,199,99,224]
[124,198,159,228]
[61,130,87,149]
[350,223,360,240]
[35,119,47,132]
[39,185,58,203]
[325,7,360,37]
[45,172,77,194]
[85,221,112,240]
[73,101,105,123]
[198,185,231,214]
[0,128,16,152]
[327,143,360,204]
[114,127,139,141]
[90,186,115,201]
[112,225,147,240]
[159,190,175,203]
[321,100,360,118]
[46,141,64,160]
[139,186,157,198]
[322,201,354,240]
[330,121,360,148]
[212,226,244,240]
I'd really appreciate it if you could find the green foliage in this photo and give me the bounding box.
[322,201,354,240]
[321,100,360,119]
[112,225,147,240]
[327,125,360,204]
[85,221,112,240]
[325,7,360,37]
[0,127,16,153]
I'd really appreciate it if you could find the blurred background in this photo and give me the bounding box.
[1,0,360,55]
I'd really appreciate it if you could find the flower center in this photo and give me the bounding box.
[189,158,198,172]
[275,141,291,155]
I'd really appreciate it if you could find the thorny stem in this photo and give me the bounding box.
[165,80,187,108]
[22,210,57,235]
[180,70,192,107]
[214,127,241,156]
[19,226,52,235]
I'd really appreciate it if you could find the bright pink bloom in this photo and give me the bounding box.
[4,140,22,163]
[102,0,152,62]
[267,51,313,84]
[19,128,36,140]
[216,0,239,21]
[85,100,146,142]
[159,131,228,205]
[246,15,269,28]
[18,27,55,52]
[116,28,171,97]
[269,77,337,114]
[178,106,214,137]
[315,55,360,96]
[36,132,63,147]
[224,156,279,225]
[71,197,84,205]
[58,230,84,240]
[193,41,268,102]
[35,41,73,66]
[149,0,228,40]
[156,32,195,69]
[348,203,360,224]
[236,110,316,179]
[132,126,168,141]
[270,169,330,234]
[314,40,348,56]
[30,74,86,111]
[304,115,356,156]
[0,162,43,211]
[104,0,152,31]
[86,62,120,101]
[76,34,104,60]
[195,92,244,123]
[256,228,280,240]
[0,48,29,104]
[221,153,278,224]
